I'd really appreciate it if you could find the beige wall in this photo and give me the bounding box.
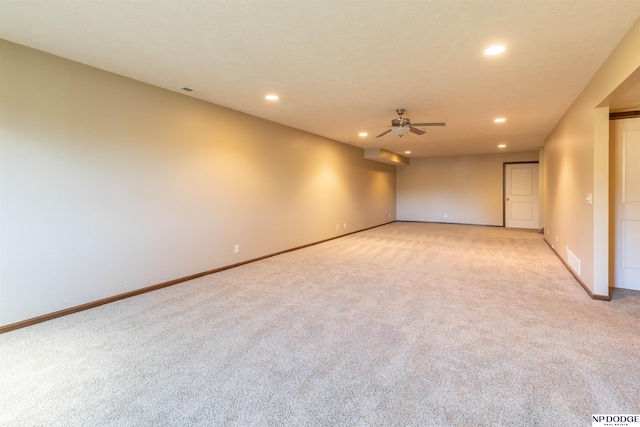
[397,152,540,226]
[0,40,396,327]
[544,19,640,297]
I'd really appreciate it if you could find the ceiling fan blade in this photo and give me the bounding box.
[409,126,425,135]
[412,122,446,126]
[376,129,392,138]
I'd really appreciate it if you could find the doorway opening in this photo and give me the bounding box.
[610,114,640,291]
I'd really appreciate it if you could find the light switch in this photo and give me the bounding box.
[586,193,593,205]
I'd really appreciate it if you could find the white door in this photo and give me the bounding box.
[611,117,640,291]
[505,163,539,229]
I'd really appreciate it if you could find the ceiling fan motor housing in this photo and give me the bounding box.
[392,117,411,127]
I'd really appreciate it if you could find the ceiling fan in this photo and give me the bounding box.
[376,108,445,138]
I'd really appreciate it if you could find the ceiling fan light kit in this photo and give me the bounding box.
[392,126,411,137]
[376,108,446,138]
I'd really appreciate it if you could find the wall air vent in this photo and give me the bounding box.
[567,248,581,276]
[179,87,194,92]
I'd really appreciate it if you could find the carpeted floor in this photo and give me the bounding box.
[1,222,638,426]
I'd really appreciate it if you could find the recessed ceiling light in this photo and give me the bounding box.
[484,45,506,55]
[265,94,279,101]
[359,131,368,137]
[404,151,412,154]
[498,144,507,148]
[494,117,506,123]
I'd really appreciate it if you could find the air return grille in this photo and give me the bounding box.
[567,248,581,276]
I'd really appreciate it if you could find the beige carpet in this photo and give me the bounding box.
[1,222,639,426]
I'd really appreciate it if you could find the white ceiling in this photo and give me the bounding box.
[1,0,640,158]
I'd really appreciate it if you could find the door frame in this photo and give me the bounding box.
[503,161,540,228]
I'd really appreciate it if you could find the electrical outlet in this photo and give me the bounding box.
[444,213,448,219]
[344,223,347,228]
[555,235,559,243]
[336,224,339,230]
[234,244,240,254]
